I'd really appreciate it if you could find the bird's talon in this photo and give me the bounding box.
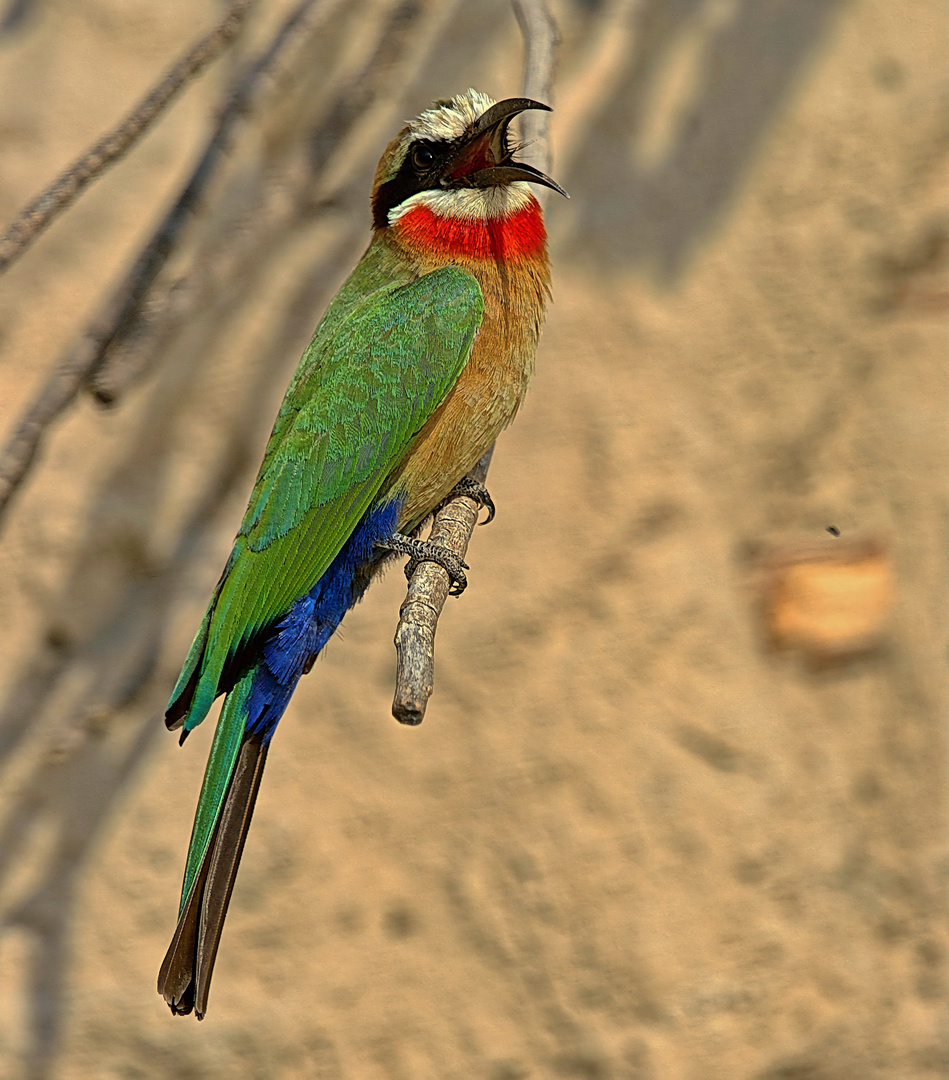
[445,477,496,524]
[377,533,469,594]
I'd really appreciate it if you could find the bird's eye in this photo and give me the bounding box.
[412,144,435,170]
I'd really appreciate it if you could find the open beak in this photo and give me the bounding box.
[446,98,569,198]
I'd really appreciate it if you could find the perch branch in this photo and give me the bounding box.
[392,450,493,725]
[391,0,559,724]
[0,0,257,275]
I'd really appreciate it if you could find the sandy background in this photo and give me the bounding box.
[0,1,945,1077]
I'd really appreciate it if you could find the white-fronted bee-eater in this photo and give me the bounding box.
[158,88,566,1018]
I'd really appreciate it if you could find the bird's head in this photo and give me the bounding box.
[371,89,566,231]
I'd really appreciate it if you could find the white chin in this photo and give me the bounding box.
[389,183,534,224]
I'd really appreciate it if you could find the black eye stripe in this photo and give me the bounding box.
[372,138,457,229]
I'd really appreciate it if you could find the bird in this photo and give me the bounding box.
[157,88,565,1019]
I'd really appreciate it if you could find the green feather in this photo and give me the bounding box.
[168,246,484,735]
[178,670,252,914]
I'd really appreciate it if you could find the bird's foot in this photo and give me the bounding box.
[442,477,495,524]
[376,532,469,596]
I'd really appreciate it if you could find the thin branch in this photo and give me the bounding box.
[0,0,257,275]
[85,0,340,404]
[512,0,560,175]
[0,0,335,530]
[390,0,560,724]
[0,344,97,527]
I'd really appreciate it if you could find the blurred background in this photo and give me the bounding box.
[0,1,945,1077]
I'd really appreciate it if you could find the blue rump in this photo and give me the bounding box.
[244,499,400,741]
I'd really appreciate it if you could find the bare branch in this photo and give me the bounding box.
[512,0,560,174]
[0,0,337,530]
[0,0,257,275]
[86,0,341,405]
[0,346,97,524]
[390,0,560,725]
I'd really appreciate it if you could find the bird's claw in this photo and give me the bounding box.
[405,550,469,595]
[376,533,470,595]
[444,477,495,524]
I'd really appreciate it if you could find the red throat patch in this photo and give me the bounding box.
[394,197,546,261]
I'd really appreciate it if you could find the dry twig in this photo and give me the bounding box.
[0,0,336,528]
[0,0,257,275]
[86,0,341,404]
[512,0,561,175]
[390,0,560,724]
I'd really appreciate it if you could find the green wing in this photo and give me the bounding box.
[169,263,484,732]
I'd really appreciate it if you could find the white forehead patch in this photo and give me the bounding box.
[389,182,534,225]
[409,88,496,143]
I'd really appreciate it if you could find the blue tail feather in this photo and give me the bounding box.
[243,498,400,741]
